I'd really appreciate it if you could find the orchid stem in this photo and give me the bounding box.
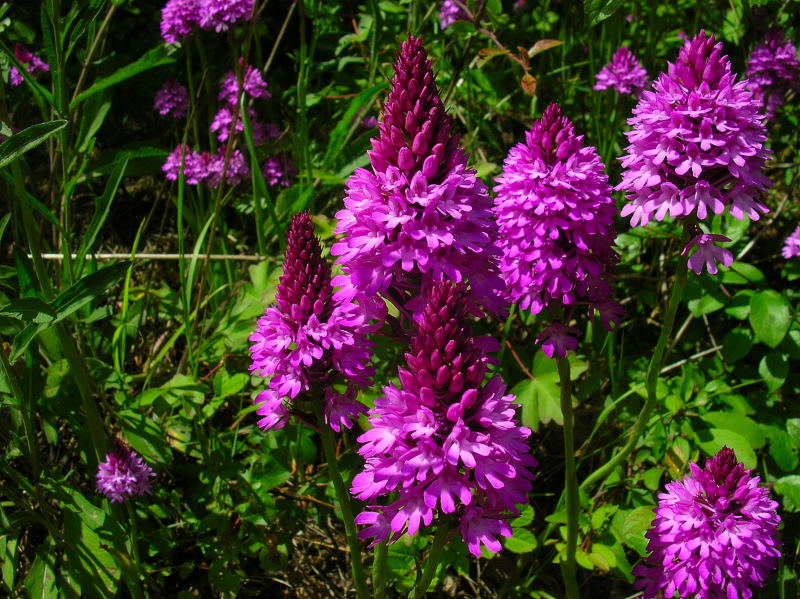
[409,520,450,599]
[311,402,369,599]
[557,356,580,599]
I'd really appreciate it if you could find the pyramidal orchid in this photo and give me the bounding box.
[351,282,535,557]
[634,447,781,599]
[594,46,649,96]
[746,28,800,120]
[618,31,771,275]
[249,213,382,432]
[493,104,621,357]
[331,36,503,319]
[96,445,155,503]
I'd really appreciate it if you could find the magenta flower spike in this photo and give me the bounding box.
[9,44,49,87]
[634,447,781,599]
[618,31,771,275]
[154,79,189,118]
[782,225,800,259]
[593,46,649,96]
[746,29,800,120]
[160,0,254,43]
[351,282,535,557]
[96,446,155,503]
[249,213,382,432]
[439,0,471,29]
[493,104,621,357]
[331,36,503,318]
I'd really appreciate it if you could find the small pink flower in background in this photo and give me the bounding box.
[154,79,189,118]
[218,64,270,106]
[160,0,254,43]
[746,28,800,119]
[9,44,49,86]
[618,31,771,275]
[439,0,471,29]
[634,447,781,599]
[206,147,249,187]
[96,446,155,503]
[593,46,648,96]
[262,154,297,187]
[782,225,800,259]
[162,144,249,187]
[210,106,268,143]
[162,144,206,184]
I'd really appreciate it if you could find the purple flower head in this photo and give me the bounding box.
[160,0,254,43]
[331,36,504,319]
[746,29,800,119]
[351,282,535,557]
[154,79,189,118]
[782,225,800,259]
[494,104,621,355]
[594,46,649,96]
[218,64,270,106]
[262,154,297,187]
[249,213,382,432]
[210,106,268,144]
[634,447,781,599]
[197,0,254,32]
[9,44,49,87]
[160,0,200,43]
[618,31,771,275]
[162,144,208,184]
[439,0,471,29]
[96,445,155,503]
[205,147,249,187]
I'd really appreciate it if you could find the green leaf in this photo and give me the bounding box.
[75,157,129,276]
[758,351,788,393]
[11,262,130,361]
[611,507,654,557]
[721,327,752,363]
[787,418,800,448]
[70,46,176,109]
[695,427,756,469]
[721,262,765,285]
[584,0,625,25]
[0,120,67,169]
[701,411,766,449]
[768,430,798,472]
[588,543,617,572]
[749,290,790,348]
[321,83,387,170]
[504,528,538,553]
[685,276,727,316]
[23,538,57,599]
[119,409,170,465]
[724,290,753,320]
[774,475,800,511]
[0,298,55,324]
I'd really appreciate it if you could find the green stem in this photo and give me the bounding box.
[311,402,369,599]
[557,356,580,599]
[0,347,39,478]
[124,501,145,599]
[372,541,388,599]
[409,520,450,599]
[579,253,689,495]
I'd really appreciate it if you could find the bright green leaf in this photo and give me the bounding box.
[749,290,790,348]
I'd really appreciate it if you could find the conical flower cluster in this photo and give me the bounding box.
[331,36,503,317]
[249,213,381,432]
[618,31,771,275]
[594,46,649,96]
[351,282,535,557]
[96,446,155,503]
[634,447,781,599]
[493,104,621,357]
[746,29,800,120]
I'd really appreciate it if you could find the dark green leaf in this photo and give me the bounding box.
[721,327,752,363]
[749,290,790,348]
[23,538,57,599]
[769,430,798,472]
[0,120,67,169]
[0,298,55,324]
[70,47,176,109]
[584,0,625,25]
[774,475,800,512]
[758,351,788,392]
